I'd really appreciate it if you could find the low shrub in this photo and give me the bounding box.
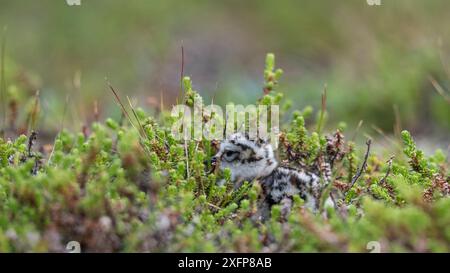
[0,54,448,252]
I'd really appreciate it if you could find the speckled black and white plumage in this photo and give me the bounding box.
[213,133,330,218]
[259,166,321,210]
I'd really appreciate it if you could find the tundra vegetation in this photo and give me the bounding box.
[0,54,449,253]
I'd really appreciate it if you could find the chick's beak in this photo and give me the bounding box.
[211,156,218,165]
[204,156,219,175]
[203,156,218,166]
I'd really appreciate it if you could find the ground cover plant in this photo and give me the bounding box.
[0,54,449,253]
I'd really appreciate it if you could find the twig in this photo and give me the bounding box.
[107,80,154,157]
[345,139,371,195]
[184,139,190,179]
[207,202,221,211]
[429,76,450,104]
[332,122,362,181]
[27,131,37,158]
[107,80,132,125]
[27,90,40,134]
[178,44,185,102]
[126,96,146,138]
[379,156,395,185]
[106,80,142,138]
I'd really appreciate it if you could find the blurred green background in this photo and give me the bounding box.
[0,0,449,147]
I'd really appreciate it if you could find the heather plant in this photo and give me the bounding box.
[0,54,449,253]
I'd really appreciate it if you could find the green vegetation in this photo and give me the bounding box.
[0,54,448,252]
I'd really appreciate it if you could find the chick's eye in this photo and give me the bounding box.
[223,150,238,161]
